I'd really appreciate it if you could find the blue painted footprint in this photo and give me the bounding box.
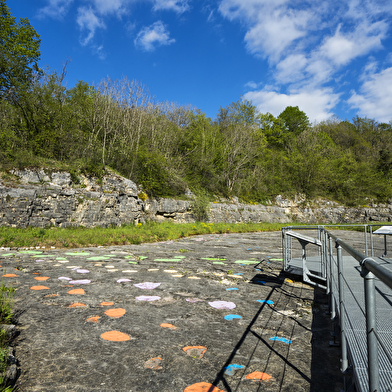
[224,314,242,321]
[270,336,291,344]
[224,364,245,375]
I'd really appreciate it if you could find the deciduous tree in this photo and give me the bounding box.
[0,0,41,101]
[278,106,310,135]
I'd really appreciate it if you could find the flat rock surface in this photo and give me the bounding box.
[0,232,344,391]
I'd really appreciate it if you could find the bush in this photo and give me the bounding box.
[191,193,211,222]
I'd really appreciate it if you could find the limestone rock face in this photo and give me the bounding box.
[0,168,391,228]
[50,172,71,187]
[10,169,50,184]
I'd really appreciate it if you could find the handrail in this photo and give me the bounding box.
[282,224,392,392]
[328,232,392,290]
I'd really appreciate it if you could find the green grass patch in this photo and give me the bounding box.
[0,277,15,391]
[0,221,290,249]
[0,222,387,250]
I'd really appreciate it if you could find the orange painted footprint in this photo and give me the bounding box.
[144,357,162,370]
[30,286,49,290]
[245,371,273,382]
[160,323,177,330]
[86,316,101,323]
[68,302,87,308]
[100,331,131,341]
[184,382,224,392]
[68,289,85,295]
[104,308,126,318]
[182,346,207,359]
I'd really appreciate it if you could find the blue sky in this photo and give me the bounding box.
[8,0,392,123]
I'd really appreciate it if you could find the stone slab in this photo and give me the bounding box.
[0,232,344,391]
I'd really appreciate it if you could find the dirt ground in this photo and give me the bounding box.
[1,231,344,391]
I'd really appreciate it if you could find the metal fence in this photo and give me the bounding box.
[282,225,392,392]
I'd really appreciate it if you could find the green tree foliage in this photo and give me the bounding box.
[278,106,310,136]
[1,62,391,205]
[0,8,391,206]
[259,112,287,148]
[0,0,41,101]
[216,99,266,194]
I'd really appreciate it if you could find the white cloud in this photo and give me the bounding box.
[219,0,392,120]
[152,0,190,14]
[275,54,308,84]
[345,0,392,21]
[75,0,132,47]
[92,45,107,60]
[90,0,129,17]
[244,81,258,89]
[76,6,106,46]
[219,0,315,61]
[244,9,313,62]
[319,21,387,66]
[38,0,73,19]
[348,66,392,122]
[244,87,341,122]
[134,21,175,51]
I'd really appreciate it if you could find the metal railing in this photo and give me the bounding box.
[282,225,392,392]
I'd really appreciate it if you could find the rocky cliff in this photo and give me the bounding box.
[0,169,390,228]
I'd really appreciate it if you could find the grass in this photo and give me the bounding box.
[0,278,15,392]
[0,221,387,250]
[0,221,291,249]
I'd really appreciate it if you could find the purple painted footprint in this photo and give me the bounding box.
[208,301,236,310]
[69,279,91,284]
[117,278,132,283]
[135,295,161,301]
[133,282,161,290]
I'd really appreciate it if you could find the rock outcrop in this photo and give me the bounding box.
[0,168,391,228]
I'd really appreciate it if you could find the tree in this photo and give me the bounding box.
[278,106,310,135]
[258,112,287,148]
[216,98,259,127]
[216,99,266,193]
[0,0,41,101]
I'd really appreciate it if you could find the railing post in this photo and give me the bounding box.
[337,243,348,372]
[370,226,374,257]
[364,224,368,256]
[329,235,335,317]
[282,228,287,271]
[321,228,326,280]
[362,265,380,392]
[324,230,330,294]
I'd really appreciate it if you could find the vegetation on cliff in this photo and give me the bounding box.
[1,0,392,206]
